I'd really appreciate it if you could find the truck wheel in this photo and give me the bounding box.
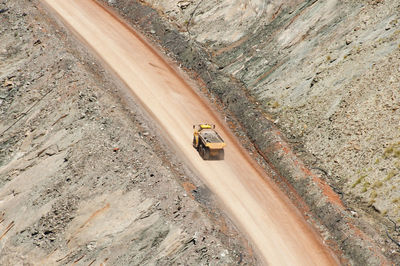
[199,145,204,158]
[204,147,210,160]
[193,137,197,149]
[219,149,224,160]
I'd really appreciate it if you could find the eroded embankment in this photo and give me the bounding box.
[101,0,399,264]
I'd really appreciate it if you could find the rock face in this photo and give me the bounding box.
[0,0,255,264]
[102,0,400,264]
[139,0,400,221]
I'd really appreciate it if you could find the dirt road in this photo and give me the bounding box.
[42,0,338,264]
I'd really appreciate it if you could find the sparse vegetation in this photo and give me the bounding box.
[267,100,280,109]
[372,180,382,188]
[368,190,378,206]
[384,170,397,181]
[383,142,400,158]
[352,174,366,188]
[361,181,370,192]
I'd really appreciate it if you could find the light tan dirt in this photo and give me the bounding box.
[42,0,338,264]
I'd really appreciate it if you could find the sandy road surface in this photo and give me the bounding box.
[42,0,338,264]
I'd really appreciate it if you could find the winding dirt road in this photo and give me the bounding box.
[42,0,338,264]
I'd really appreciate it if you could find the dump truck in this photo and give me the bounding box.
[193,124,226,160]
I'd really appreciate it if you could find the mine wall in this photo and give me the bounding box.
[101,0,400,264]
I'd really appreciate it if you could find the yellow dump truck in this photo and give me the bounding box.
[193,124,226,160]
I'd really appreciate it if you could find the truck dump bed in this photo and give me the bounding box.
[199,129,226,150]
[199,129,224,144]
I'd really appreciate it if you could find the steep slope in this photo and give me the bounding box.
[140,0,400,220]
[102,0,400,263]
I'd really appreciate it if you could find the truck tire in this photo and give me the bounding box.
[203,147,210,160]
[199,145,204,158]
[193,137,197,149]
[219,149,224,160]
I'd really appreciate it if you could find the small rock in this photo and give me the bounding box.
[3,80,13,87]
[177,0,191,9]
[87,241,97,250]
[45,145,58,156]
[350,210,358,218]
[371,204,382,214]
[345,39,352,45]
[220,249,229,257]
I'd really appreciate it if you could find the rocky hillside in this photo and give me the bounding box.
[142,0,400,224]
[2,0,400,264]
[103,0,400,263]
[0,0,255,264]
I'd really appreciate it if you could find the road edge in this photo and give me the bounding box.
[97,0,391,264]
